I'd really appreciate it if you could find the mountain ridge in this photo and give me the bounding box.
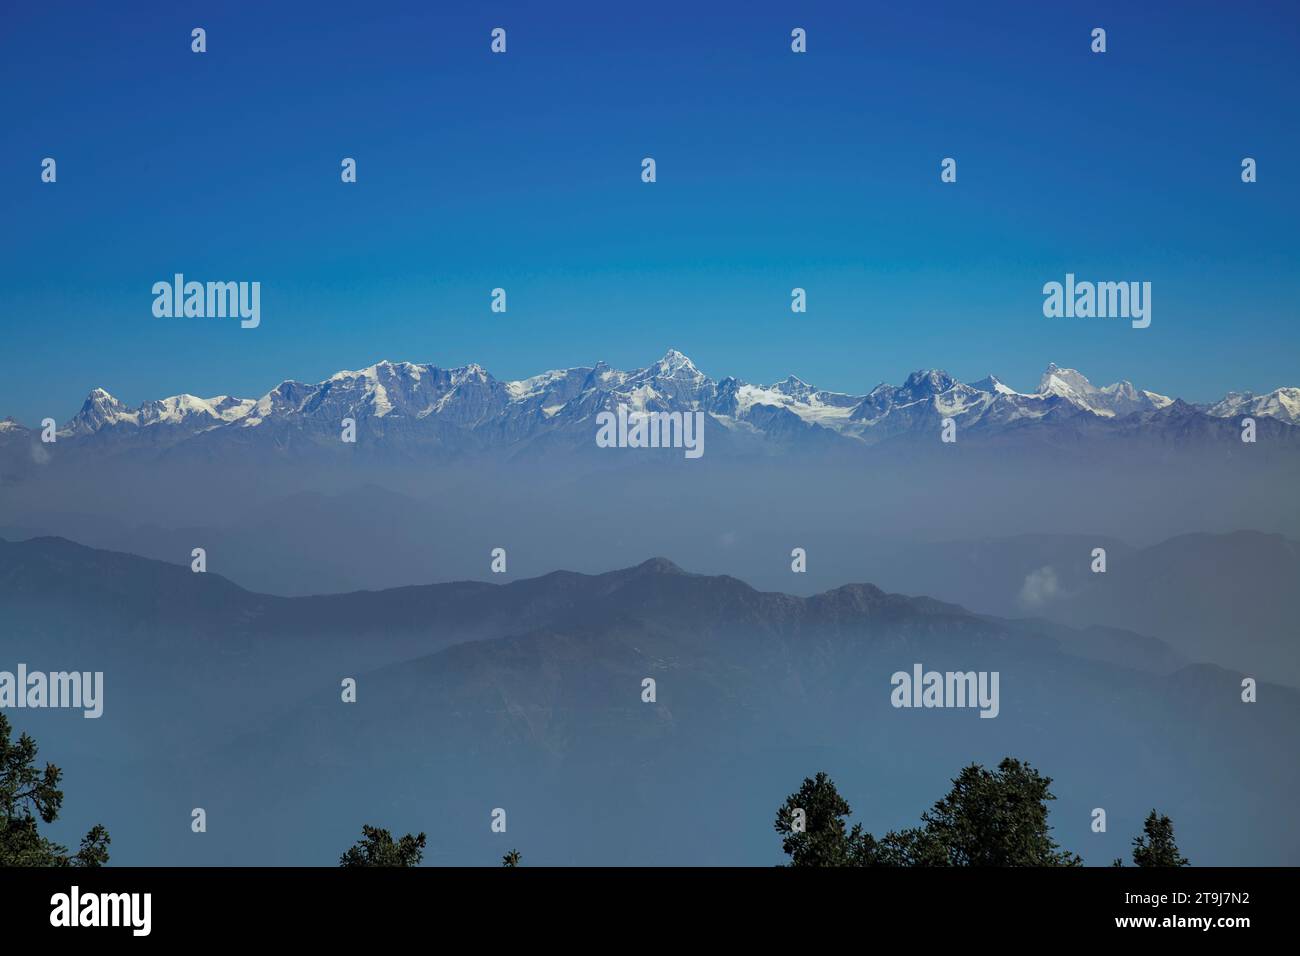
[4,352,1296,454]
[4,532,1294,866]
[0,533,1187,680]
[5,353,1294,468]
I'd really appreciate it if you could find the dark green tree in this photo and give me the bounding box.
[911,758,1081,866]
[870,824,949,867]
[0,713,110,867]
[776,758,1082,867]
[774,772,877,866]
[1131,810,1189,867]
[502,849,521,867]
[339,825,426,867]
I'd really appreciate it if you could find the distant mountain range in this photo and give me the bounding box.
[2,351,1296,459]
[1,536,1295,865]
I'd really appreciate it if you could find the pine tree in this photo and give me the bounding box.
[776,757,1082,867]
[0,713,110,867]
[339,825,426,867]
[1131,810,1189,867]
[774,772,876,866]
[914,758,1082,866]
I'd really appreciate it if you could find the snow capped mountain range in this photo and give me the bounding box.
[3,350,1296,454]
[1205,388,1300,425]
[1036,363,1174,417]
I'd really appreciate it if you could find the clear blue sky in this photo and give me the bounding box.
[2,0,1297,424]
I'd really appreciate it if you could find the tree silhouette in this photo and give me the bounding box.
[774,772,877,866]
[1130,810,1189,867]
[339,825,426,867]
[906,758,1081,866]
[0,713,110,867]
[777,758,1082,867]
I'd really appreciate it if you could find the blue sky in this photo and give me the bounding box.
[2,0,1297,423]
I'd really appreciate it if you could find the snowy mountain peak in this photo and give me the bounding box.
[83,386,125,408]
[1038,364,1095,397]
[901,369,957,398]
[67,387,134,434]
[1037,364,1172,418]
[649,349,703,377]
[331,360,408,382]
[770,375,815,398]
[1206,386,1300,425]
[970,375,1022,396]
[8,352,1295,451]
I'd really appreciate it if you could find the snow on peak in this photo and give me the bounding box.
[505,367,577,400]
[970,375,1024,397]
[330,361,390,382]
[32,353,1297,445]
[657,348,695,368]
[1037,364,1171,418]
[82,386,127,411]
[644,349,705,381]
[900,369,957,399]
[769,375,815,399]
[1038,364,1095,397]
[1207,386,1300,425]
[455,363,489,382]
[69,387,137,432]
[68,386,260,433]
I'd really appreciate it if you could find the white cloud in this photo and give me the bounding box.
[1018,566,1062,609]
